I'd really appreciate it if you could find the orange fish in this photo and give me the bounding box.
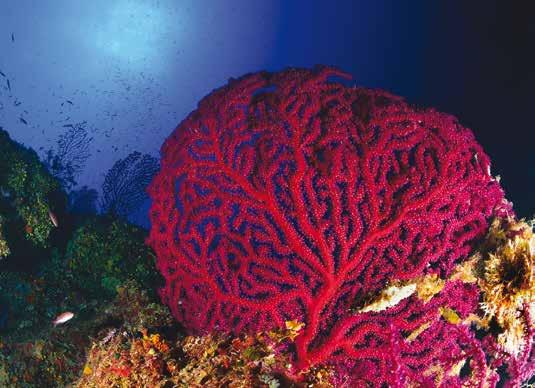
[48,210,58,227]
[52,311,74,326]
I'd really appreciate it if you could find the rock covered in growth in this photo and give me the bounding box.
[77,312,331,387]
[46,217,163,299]
[0,128,64,266]
[147,66,516,385]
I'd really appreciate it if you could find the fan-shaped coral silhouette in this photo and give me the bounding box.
[42,122,92,191]
[101,151,159,219]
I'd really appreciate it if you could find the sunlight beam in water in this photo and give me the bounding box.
[92,0,175,70]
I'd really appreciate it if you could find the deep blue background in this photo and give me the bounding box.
[269,1,535,219]
[1,1,533,227]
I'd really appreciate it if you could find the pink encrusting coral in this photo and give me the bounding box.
[146,66,525,385]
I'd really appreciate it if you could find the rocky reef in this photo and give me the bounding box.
[0,66,533,387]
[0,128,64,266]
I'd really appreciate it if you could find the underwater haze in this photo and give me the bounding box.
[0,0,533,224]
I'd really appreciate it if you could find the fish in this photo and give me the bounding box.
[48,210,58,227]
[66,100,73,105]
[11,33,14,42]
[52,311,74,326]
[19,117,27,125]
[6,79,11,91]
[0,71,5,77]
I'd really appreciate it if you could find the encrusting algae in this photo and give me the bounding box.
[351,216,534,386]
[357,217,533,347]
[76,316,333,388]
[477,217,534,356]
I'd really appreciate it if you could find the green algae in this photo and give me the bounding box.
[0,129,62,252]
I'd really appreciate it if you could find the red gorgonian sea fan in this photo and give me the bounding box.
[147,66,518,385]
